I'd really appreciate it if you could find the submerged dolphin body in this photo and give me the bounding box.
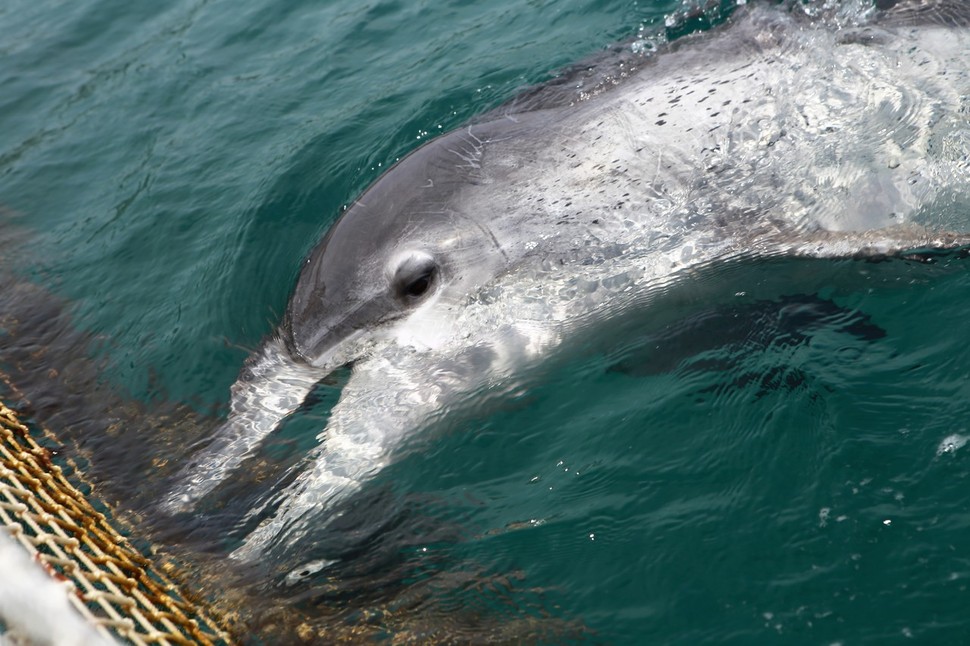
[163,0,970,567]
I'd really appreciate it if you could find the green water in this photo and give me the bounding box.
[3,0,970,642]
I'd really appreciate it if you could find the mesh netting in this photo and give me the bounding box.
[0,401,233,645]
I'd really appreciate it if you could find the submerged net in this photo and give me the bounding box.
[0,401,233,645]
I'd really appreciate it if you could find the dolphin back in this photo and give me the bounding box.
[479,0,970,120]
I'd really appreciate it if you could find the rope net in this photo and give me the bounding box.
[0,401,233,645]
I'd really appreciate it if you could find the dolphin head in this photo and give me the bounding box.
[283,127,509,369]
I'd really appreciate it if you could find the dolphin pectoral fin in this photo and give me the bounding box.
[760,226,970,263]
[879,0,970,27]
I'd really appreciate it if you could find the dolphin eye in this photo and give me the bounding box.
[391,251,438,302]
[404,271,433,297]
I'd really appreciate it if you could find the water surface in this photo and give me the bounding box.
[3,0,970,642]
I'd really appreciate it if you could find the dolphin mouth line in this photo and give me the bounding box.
[289,321,360,368]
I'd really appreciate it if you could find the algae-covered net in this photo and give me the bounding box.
[0,401,233,646]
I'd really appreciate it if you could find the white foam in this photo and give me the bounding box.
[936,433,969,456]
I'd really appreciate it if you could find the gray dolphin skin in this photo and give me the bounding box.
[163,0,970,574]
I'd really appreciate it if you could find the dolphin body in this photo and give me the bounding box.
[163,0,970,571]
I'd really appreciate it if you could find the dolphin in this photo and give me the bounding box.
[162,0,970,573]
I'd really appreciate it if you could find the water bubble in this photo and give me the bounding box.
[937,434,969,455]
[630,37,660,55]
